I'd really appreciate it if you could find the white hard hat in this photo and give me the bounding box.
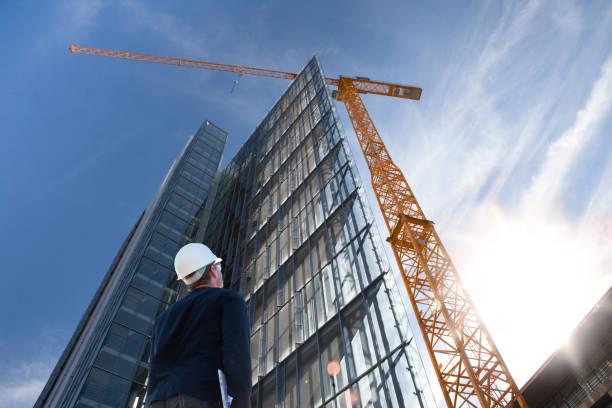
[174,243,222,281]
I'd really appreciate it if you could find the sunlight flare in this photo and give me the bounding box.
[452,202,612,385]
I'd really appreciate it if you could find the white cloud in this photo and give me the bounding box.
[551,0,583,34]
[585,148,612,224]
[121,0,214,59]
[0,360,54,408]
[63,0,103,28]
[523,55,612,215]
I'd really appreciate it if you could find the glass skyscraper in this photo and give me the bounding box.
[204,57,435,408]
[36,57,437,408]
[35,121,227,408]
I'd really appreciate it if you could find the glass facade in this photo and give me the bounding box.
[204,57,435,408]
[35,121,227,408]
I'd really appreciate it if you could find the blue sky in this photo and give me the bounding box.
[1,1,611,406]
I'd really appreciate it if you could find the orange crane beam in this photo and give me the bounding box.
[70,45,526,408]
[68,45,422,100]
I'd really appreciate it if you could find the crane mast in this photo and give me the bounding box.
[336,78,526,408]
[70,45,527,408]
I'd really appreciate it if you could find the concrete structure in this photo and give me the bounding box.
[520,286,612,408]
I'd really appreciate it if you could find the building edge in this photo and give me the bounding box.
[34,210,145,408]
[34,122,220,407]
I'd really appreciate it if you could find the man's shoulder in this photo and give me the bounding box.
[155,296,181,324]
[155,290,200,323]
[218,288,245,301]
[188,287,245,306]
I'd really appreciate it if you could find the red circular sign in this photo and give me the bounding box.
[326,360,341,377]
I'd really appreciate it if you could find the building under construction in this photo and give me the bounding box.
[35,57,438,407]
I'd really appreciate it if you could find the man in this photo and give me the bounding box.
[146,243,252,408]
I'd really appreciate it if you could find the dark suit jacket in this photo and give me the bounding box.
[146,287,252,408]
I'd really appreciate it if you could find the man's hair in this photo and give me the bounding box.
[186,265,213,291]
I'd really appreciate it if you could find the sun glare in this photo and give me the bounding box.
[450,203,611,385]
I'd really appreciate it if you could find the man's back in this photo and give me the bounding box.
[146,287,251,407]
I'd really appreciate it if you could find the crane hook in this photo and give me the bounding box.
[230,73,244,94]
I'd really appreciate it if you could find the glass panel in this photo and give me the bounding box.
[75,367,137,408]
[251,328,261,383]
[346,196,367,236]
[353,230,381,284]
[144,232,179,269]
[303,280,316,339]
[131,257,177,304]
[320,319,348,402]
[269,238,278,276]
[264,275,278,323]
[298,209,307,245]
[313,272,328,329]
[181,162,210,186]
[166,193,199,222]
[185,150,216,177]
[379,361,400,408]
[279,227,290,265]
[255,253,266,291]
[387,352,423,407]
[115,286,166,334]
[155,211,190,243]
[252,289,263,332]
[173,177,208,203]
[291,217,300,251]
[263,320,276,375]
[334,250,359,306]
[355,371,381,408]
[294,245,311,291]
[261,371,276,408]
[94,323,149,385]
[311,193,324,231]
[298,337,322,408]
[279,264,294,308]
[373,281,405,349]
[311,229,329,273]
[320,265,338,323]
[284,355,298,408]
[342,299,375,379]
[328,210,349,256]
[278,301,293,361]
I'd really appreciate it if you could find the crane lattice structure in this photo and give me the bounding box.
[70,45,527,408]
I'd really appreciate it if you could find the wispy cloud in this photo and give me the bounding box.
[523,55,612,215]
[121,0,215,59]
[0,360,55,408]
[367,2,554,227]
[436,42,612,387]
[63,0,103,28]
[0,326,70,408]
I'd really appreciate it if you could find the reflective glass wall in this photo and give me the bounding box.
[205,58,435,408]
[36,121,227,408]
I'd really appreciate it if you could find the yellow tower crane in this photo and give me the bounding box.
[69,45,527,408]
